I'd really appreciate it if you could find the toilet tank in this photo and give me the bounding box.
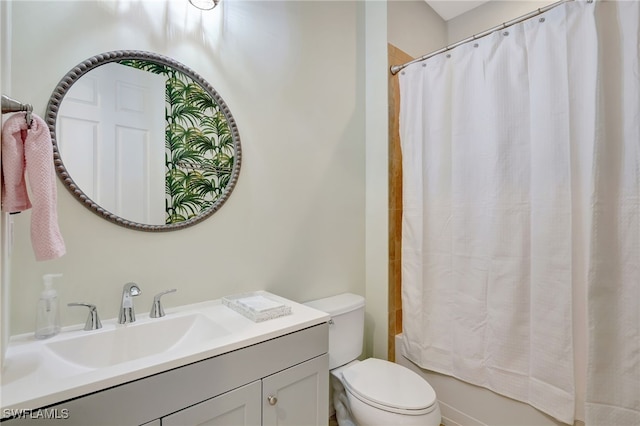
[303,293,365,369]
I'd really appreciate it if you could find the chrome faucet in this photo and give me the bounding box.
[119,282,142,324]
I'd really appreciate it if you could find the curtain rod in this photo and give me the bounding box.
[390,0,579,76]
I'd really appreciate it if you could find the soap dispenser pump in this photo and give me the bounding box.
[35,273,62,339]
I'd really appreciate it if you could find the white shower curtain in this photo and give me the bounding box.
[399,1,639,425]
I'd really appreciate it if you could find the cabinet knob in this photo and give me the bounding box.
[267,395,278,406]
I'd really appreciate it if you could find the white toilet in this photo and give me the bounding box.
[304,293,441,426]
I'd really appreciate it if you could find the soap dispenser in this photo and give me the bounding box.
[35,273,62,339]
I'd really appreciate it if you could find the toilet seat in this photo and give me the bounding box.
[341,358,437,416]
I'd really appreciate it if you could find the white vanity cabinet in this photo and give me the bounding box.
[5,323,328,426]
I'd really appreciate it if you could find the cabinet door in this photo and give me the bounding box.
[162,381,261,426]
[262,354,329,426]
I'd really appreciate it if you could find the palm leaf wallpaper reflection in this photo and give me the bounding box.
[119,59,234,224]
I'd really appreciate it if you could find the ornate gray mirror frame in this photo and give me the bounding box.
[46,50,241,231]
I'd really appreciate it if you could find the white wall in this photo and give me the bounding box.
[447,0,555,43]
[388,0,447,59]
[6,0,368,336]
[364,0,389,360]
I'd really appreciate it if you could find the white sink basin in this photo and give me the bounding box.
[1,293,330,413]
[45,313,230,369]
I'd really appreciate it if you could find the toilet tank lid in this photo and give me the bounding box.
[303,293,364,316]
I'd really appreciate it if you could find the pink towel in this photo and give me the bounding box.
[1,113,66,261]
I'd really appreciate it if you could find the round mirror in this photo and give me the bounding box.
[46,50,241,231]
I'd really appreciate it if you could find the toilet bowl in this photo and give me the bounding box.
[332,359,441,426]
[304,293,441,426]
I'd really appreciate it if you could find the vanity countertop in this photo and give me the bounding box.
[0,292,329,412]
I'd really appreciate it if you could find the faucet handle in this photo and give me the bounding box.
[68,303,102,331]
[150,289,177,318]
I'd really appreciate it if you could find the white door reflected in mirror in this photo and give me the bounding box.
[58,63,165,225]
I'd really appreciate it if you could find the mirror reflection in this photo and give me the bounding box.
[47,51,241,231]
